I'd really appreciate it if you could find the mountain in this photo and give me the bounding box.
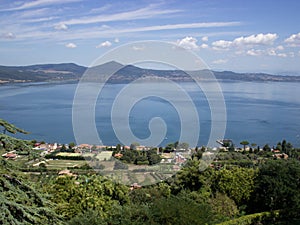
[0,63,86,83]
[1,61,300,84]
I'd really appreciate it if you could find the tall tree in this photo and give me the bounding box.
[249,160,300,216]
[240,140,249,151]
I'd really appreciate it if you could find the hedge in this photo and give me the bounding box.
[217,211,279,225]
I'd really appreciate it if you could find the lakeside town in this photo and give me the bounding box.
[1,118,300,224]
[2,138,294,186]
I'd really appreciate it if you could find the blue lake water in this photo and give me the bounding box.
[1,81,300,148]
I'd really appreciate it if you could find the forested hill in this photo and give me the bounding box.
[1,61,300,83]
[0,63,86,83]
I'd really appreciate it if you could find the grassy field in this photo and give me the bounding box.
[96,151,113,161]
[45,159,86,170]
[56,152,82,157]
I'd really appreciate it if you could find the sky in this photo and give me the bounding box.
[1,0,300,74]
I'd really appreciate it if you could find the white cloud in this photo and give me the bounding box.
[212,33,278,51]
[246,49,264,56]
[276,45,284,50]
[246,47,288,57]
[277,53,287,58]
[63,5,181,25]
[285,32,300,47]
[212,40,232,50]
[96,40,112,48]
[90,4,112,13]
[176,36,199,50]
[202,36,208,42]
[65,42,77,48]
[200,43,209,49]
[54,23,68,31]
[114,38,119,43]
[1,32,16,39]
[2,0,82,11]
[212,59,228,64]
[233,33,278,46]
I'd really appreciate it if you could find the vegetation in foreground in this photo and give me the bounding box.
[1,119,300,224]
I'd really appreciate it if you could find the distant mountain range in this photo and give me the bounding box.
[1,61,300,84]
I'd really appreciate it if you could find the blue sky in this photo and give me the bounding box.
[1,0,300,74]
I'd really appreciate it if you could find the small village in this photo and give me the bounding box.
[1,139,292,187]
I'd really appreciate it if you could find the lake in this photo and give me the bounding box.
[0,80,300,148]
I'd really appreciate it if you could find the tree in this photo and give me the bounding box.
[211,167,257,206]
[0,162,62,224]
[282,139,287,153]
[130,142,140,150]
[228,143,235,152]
[177,142,189,150]
[150,195,214,225]
[45,175,129,220]
[240,140,249,151]
[208,192,239,222]
[172,159,212,192]
[60,144,67,152]
[0,118,29,135]
[69,142,76,149]
[263,144,271,151]
[275,142,282,151]
[0,119,32,152]
[249,159,300,217]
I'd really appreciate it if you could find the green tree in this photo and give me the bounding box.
[0,118,28,135]
[251,143,257,149]
[0,119,32,152]
[177,142,189,150]
[240,140,249,151]
[0,162,62,224]
[69,142,76,149]
[208,192,239,222]
[172,159,212,192]
[249,159,300,216]
[276,142,282,151]
[60,144,67,152]
[130,142,140,150]
[263,144,271,151]
[212,167,257,206]
[45,175,129,220]
[151,194,214,225]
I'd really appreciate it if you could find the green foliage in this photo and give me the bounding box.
[249,159,300,215]
[0,134,32,152]
[70,195,214,225]
[216,211,279,225]
[212,167,257,206]
[149,195,214,225]
[118,149,161,165]
[0,162,62,224]
[263,144,271,151]
[209,192,239,222]
[0,119,32,153]
[129,183,171,204]
[45,174,130,220]
[240,141,249,151]
[0,119,29,135]
[45,152,86,160]
[172,159,212,192]
[114,159,128,170]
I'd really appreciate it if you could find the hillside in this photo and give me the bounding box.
[1,61,300,84]
[0,63,86,83]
